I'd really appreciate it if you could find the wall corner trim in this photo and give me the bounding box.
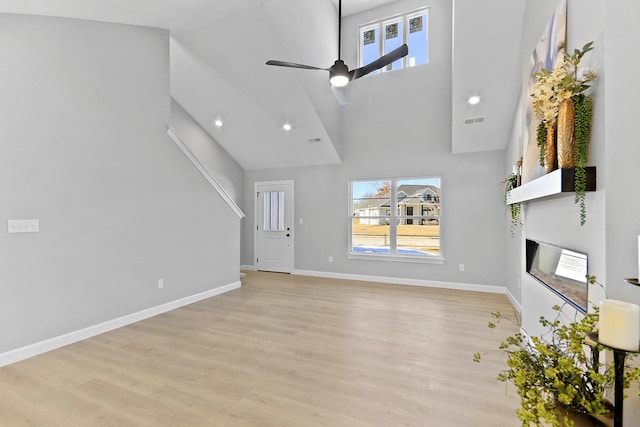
[0,281,241,368]
[166,126,245,219]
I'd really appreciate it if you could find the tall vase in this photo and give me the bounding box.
[545,121,557,173]
[557,98,576,168]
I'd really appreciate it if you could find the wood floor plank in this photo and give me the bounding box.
[0,271,521,426]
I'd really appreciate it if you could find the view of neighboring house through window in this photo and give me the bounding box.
[350,177,441,258]
[359,7,429,75]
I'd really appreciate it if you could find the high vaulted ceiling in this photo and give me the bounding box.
[0,0,400,30]
[0,0,526,170]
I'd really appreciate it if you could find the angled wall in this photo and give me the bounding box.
[169,98,244,206]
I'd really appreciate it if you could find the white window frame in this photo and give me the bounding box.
[348,177,444,264]
[358,7,430,72]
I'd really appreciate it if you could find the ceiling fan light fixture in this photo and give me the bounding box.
[330,74,349,87]
[265,0,407,87]
[329,60,350,87]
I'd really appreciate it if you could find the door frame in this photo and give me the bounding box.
[254,180,294,273]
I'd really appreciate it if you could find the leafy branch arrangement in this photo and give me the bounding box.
[474,295,640,427]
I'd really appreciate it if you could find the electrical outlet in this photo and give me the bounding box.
[328,256,333,263]
[459,264,465,272]
[158,278,164,289]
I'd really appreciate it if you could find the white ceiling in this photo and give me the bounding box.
[451,0,526,153]
[0,0,525,169]
[0,0,400,30]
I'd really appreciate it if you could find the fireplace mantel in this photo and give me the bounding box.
[507,167,596,204]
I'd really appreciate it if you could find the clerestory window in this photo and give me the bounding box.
[358,7,429,75]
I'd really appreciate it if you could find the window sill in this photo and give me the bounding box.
[347,252,444,264]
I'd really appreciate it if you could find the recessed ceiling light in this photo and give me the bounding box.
[214,119,223,127]
[283,123,292,131]
[468,96,481,105]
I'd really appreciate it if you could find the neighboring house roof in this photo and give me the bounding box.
[397,185,440,197]
[358,199,390,209]
[355,185,440,211]
[400,197,426,205]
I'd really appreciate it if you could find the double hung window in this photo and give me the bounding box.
[349,177,442,262]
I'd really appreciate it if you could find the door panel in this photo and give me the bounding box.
[256,182,293,273]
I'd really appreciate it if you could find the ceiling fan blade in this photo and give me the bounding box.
[331,85,350,106]
[266,60,329,71]
[351,44,409,80]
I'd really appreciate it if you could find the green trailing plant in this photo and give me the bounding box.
[502,173,521,235]
[474,287,640,427]
[564,43,596,226]
[536,120,547,167]
[574,93,592,226]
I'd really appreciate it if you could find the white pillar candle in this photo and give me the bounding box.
[599,299,640,352]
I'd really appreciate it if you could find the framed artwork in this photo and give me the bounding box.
[521,0,567,184]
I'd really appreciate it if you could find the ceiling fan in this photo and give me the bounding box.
[265,0,408,87]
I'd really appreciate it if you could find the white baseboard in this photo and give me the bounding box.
[0,281,241,368]
[244,265,522,312]
[292,268,515,298]
[504,288,522,313]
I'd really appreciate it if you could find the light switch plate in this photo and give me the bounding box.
[8,219,39,233]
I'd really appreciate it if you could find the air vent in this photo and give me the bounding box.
[307,137,322,143]
[464,116,485,125]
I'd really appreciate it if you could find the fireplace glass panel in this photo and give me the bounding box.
[526,239,588,313]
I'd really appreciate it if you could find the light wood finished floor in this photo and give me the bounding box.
[0,271,521,426]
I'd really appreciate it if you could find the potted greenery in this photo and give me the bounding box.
[474,288,640,427]
[502,173,521,236]
[531,42,597,226]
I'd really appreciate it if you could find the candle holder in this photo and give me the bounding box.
[587,331,640,427]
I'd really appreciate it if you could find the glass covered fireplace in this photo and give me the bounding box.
[526,239,589,313]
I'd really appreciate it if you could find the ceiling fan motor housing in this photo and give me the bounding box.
[329,60,350,87]
[265,0,408,87]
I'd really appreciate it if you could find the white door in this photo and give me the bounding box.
[255,181,293,273]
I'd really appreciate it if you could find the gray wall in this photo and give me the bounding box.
[501,0,601,336]
[0,14,240,353]
[242,0,508,288]
[603,6,640,420]
[504,0,608,332]
[504,0,640,421]
[604,0,640,302]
